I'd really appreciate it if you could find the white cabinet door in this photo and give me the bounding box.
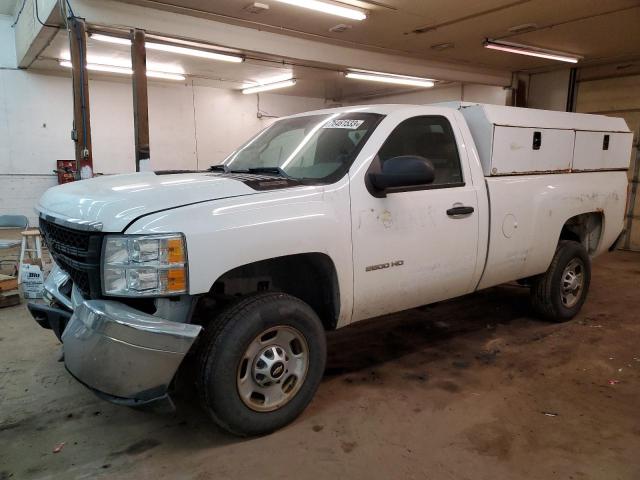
[573,131,633,170]
[491,127,574,174]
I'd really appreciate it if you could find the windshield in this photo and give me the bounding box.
[222,112,384,182]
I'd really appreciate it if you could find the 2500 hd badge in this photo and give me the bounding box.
[366,260,405,272]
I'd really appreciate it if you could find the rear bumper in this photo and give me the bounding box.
[28,265,202,406]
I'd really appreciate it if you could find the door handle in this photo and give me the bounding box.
[446,206,474,217]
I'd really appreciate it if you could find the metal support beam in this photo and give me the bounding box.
[623,136,640,250]
[509,73,528,107]
[68,17,94,179]
[131,29,151,172]
[566,67,578,112]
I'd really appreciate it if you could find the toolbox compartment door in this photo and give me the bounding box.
[572,131,633,171]
[491,126,575,174]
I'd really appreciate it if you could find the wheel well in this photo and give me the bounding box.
[200,253,340,330]
[559,212,603,255]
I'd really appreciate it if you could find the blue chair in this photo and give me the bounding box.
[0,215,29,249]
[0,215,29,275]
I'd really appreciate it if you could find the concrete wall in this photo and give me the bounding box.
[0,69,326,222]
[528,70,571,111]
[0,14,17,68]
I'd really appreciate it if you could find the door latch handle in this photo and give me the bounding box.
[446,206,474,217]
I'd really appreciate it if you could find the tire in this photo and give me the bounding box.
[196,292,327,436]
[530,240,591,322]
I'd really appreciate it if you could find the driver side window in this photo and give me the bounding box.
[378,116,463,186]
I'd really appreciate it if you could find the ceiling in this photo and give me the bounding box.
[119,0,640,72]
[34,29,455,100]
[30,0,640,100]
[0,0,17,16]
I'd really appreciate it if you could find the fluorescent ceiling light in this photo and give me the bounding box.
[62,51,184,74]
[89,33,131,45]
[241,73,294,89]
[59,60,131,75]
[60,51,129,67]
[145,71,187,81]
[59,60,186,81]
[483,39,581,64]
[146,62,184,74]
[89,33,244,63]
[345,70,435,88]
[242,79,297,94]
[146,43,243,63]
[274,0,366,20]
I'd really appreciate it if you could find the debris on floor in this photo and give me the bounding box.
[52,442,66,454]
[0,274,19,309]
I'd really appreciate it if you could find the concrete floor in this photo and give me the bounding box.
[1,251,639,480]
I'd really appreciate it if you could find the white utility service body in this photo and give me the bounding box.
[30,103,632,435]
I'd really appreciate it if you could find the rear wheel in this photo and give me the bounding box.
[530,240,591,321]
[197,292,326,436]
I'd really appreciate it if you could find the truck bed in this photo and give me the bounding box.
[477,170,628,290]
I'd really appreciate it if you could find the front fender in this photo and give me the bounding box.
[125,179,354,326]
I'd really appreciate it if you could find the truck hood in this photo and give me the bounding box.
[37,172,260,232]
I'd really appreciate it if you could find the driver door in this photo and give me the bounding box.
[350,114,480,322]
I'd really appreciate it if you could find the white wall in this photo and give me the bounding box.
[351,83,509,106]
[192,87,326,170]
[0,70,327,175]
[0,71,74,174]
[0,69,326,222]
[0,175,58,226]
[462,84,510,105]
[0,14,17,68]
[0,67,505,224]
[528,70,571,111]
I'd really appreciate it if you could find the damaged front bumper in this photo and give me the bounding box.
[29,265,202,408]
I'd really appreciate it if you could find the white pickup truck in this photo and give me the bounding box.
[29,102,632,436]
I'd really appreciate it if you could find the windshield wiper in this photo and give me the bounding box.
[245,167,289,178]
[208,164,230,173]
[210,165,291,179]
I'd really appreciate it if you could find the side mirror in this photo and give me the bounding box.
[368,155,435,191]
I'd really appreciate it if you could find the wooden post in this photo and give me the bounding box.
[131,29,151,172]
[68,18,93,179]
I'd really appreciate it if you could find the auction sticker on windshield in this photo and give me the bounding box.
[323,119,365,129]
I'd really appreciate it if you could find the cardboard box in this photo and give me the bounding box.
[20,262,45,299]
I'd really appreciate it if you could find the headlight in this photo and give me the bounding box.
[101,233,188,297]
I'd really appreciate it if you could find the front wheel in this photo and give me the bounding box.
[196,292,327,436]
[530,240,591,322]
